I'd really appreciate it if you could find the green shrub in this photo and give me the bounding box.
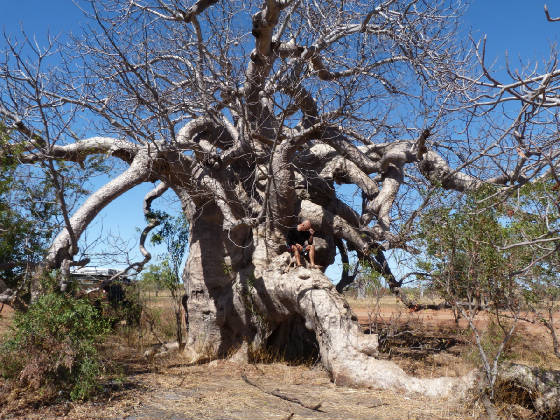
[0,292,111,401]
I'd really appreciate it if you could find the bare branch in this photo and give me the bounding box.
[108,181,169,280]
[45,150,154,268]
[544,4,560,22]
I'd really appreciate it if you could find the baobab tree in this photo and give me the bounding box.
[1,0,560,409]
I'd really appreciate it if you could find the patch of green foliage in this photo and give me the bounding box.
[415,181,560,396]
[142,260,180,295]
[416,187,514,307]
[0,280,111,401]
[0,124,51,290]
[141,212,189,345]
[142,211,189,297]
[149,212,189,276]
[416,181,560,308]
[0,122,112,293]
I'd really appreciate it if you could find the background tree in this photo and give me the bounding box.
[416,180,560,404]
[142,213,189,347]
[0,125,64,307]
[499,180,560,359]
[417,188,522,400]
[0,123,110,306]
[1,0,560,408]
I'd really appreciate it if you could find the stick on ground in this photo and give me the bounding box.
[241,373,324,412]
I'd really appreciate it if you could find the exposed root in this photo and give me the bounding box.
[144,341,185,361]
[496,363,560,418]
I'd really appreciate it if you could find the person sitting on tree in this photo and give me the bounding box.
[286,219,321,269]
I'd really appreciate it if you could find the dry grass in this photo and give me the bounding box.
[113,289,187,352]
[0,354,483,420]
[1,293,559,419]
[351,297,560,400]
[0,304,14,335]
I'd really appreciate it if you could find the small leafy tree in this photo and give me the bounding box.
[0,275,111,401]
[144,212,189,347]
[349,261,386,331]
[417,181,560,403]
[0,123,110,306]
[416,188,522,400]
[502,180,560,359]
[0,125,57,306]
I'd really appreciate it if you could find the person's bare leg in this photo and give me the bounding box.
[292,245,302,266]
[308,245,322,269]
[308,244,316,267]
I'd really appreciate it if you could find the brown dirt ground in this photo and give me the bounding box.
[1,297,558,419]
[0,355,482,420]
[351,297,560,372]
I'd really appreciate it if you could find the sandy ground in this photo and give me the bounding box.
[1,357,482,420]
[1,297,558,419]
[352,303,560,333]
[351,299,560,367]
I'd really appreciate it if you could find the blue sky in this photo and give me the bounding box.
[2,1,559,281]
[466,1,559,63]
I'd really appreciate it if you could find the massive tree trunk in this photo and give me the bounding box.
[183,202,253,357]
[182,201,475,396]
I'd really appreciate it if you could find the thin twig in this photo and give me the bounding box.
[241,373,324,412]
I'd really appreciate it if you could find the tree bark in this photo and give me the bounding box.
[182,224,477,396]
[183,202,254,359]
[497,363,560,416]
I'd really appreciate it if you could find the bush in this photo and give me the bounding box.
[97,280,143,328]
[0,292,111,401]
